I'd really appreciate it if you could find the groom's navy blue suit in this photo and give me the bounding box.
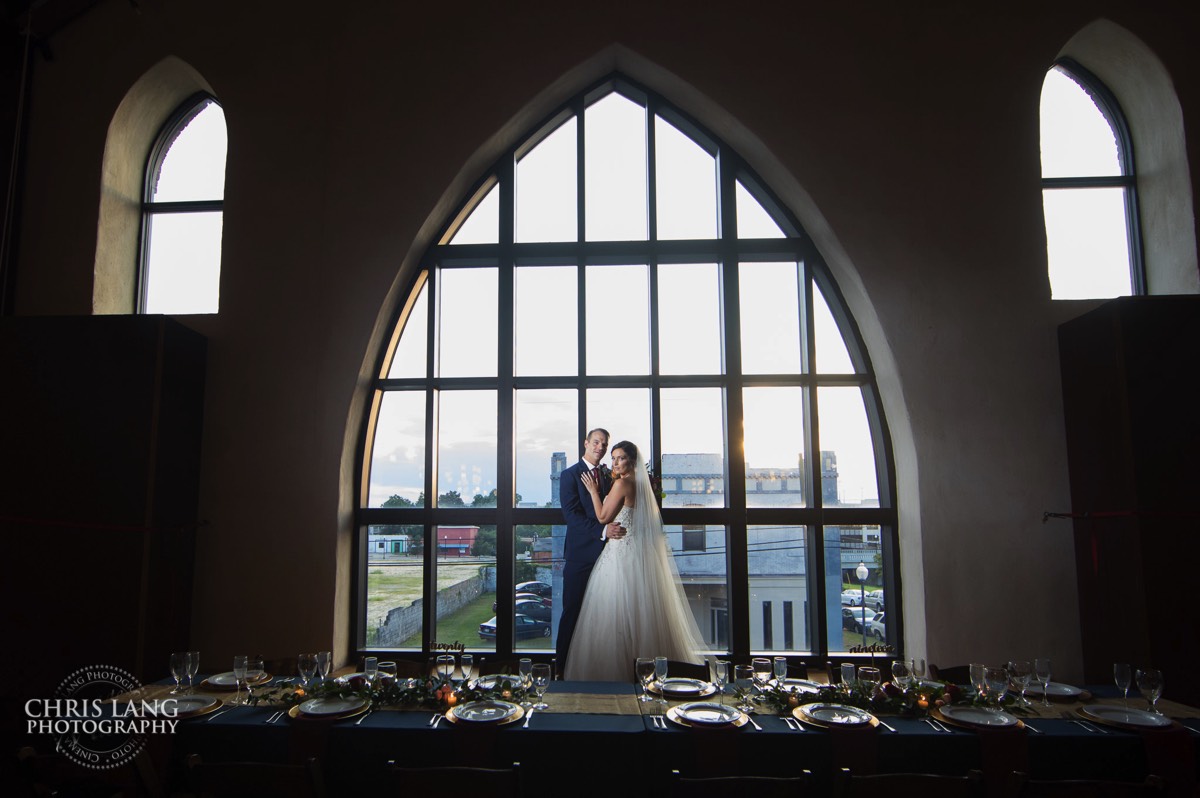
[556,459,611,674]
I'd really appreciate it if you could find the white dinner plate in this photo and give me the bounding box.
[939,705,1019,727]
[1024,681,1083,698]
[676,702,742,726]
[657,678,715,697]
[799,702,874,726]
[451,700,521,723]
[298,697,367,716]
[159,695,220,716]
[770,678,824,694]
[1081,704,1172,729]
[472,674,520,690]
[206,670,270,688]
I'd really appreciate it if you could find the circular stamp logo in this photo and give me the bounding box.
[51,666,146,770]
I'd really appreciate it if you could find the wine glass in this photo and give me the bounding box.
[654,657,669,705]
[1034,658,1052,707]
[246,656,265,702]
[710,659,729,702]
[297,653,317,688]
[436,655,455,686]
[984,666,1009,711]
[636,658,656,702]
[773,656,788,686]
[969,662,987,700]
[460,654,475,689]
[186,651,201,694]
[911,657,926,681]
[751,658,772,694]
[232,655,248,706]
[858,666,881,700]
[378,661,397,687]
[1135,668,1163,715]
[531,663,551,711]
[890,659,912,695]
[1008,660,1032,707]
[518,658,534,707]
[840,662,856,694]
[169,652,186,695]
[733,665,756,712]
[364,656,379,687]
[1113,663,1131,707]
[316,651,332,684]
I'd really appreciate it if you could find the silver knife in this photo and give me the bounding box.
[355,710,373,725]
[522,708,535,728]
[877,718,897,732]
[746,714,762,730]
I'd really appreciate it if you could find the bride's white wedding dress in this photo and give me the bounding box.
[564,467,706,681]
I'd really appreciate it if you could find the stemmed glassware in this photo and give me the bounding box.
[709,659,729,702]
[460,654,474,690]
[733,665,756,712]
[436,655,455,687]
[246,656,265,703]
[840,663,857,695]
[772,656,788,686]
[751,658,772,696]
[1114,663,1131,707]
[1008,660,1032,707]
[169,652,186,695]
[297,653,317,688]
[636,658,656,703]
[232,655,248,706]
[186,651,201,694]
[654,657,670,705]
[969,663,987,701]
[531,663,551,711]
[890,659,912,696]
[858,666,881,700]
[910,657,926,682]
[316,651,332,685]
[518,658,534,707]
[378,661,397,686]
[984,666,1009,711]
[363,656,379,687]
[1034,658,1052,708]
[1135,668,1163,715]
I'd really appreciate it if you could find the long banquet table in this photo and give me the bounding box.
[151,675,1200,797]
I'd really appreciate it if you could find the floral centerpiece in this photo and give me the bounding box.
[247,671,531,710]
[751,678,1032,718]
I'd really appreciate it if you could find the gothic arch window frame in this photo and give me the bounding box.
[354,73,899,661]
[1042,57,1146,297]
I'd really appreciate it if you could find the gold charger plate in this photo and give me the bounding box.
[200,672,272,691]
[165,695,224,719]
[933,706,1025,731]
[649,678,718,699]
[443,702,525,727]
[665,704,749,729]
[1077,705,1178,732]
[793,702,880,730]
[287,700,369,722]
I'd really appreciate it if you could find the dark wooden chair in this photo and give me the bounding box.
[186,753,326,798]
[929,663,971,684]
[385,762,520,796]
[661,659,710,680]
[1006,772,1167,797]
[669,769,813,797]
[836,768,985,798]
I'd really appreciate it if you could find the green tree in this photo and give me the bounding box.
[378,494,422,552]
[515,560,538,583]
[471,528,497,557]
[438,490,465,507]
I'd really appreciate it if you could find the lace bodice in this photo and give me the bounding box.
[606,505,634,550]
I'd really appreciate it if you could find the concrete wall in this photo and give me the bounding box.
[10,0,1200,680]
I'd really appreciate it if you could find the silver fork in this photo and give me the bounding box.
[263,710,282,724]
[923,717,949,733]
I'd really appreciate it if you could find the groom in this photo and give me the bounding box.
[556,427,626,675]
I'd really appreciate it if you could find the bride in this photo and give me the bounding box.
[564,440,706,681]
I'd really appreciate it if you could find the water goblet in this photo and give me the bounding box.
[654,657,669,705]
[858,666,881,700]
[363,656,379,687]
[984,666,1009,711]
[169,652,186,695]
[1113,663,1131,707]
[890,659,912,695]
[232,655,248,706]
[751,658,772,694]
[297,653,317,688]
[246,656,265,703]
[733,665,756,712]
[531,663,551,711]
[1008,660,1032,707]
[436,655,455,687]
[316,651,332,684]
[840,662,857,694]
[1135,668,1163,715]
[911,657,926,681]
[187,651,201,693]
[636,658,656,703]
[518,658,534,707]
[377,661,397,687]
[460,654,475,689]
[773,656,788,686]
[969,662,987,700]
[1034,658,1052,707]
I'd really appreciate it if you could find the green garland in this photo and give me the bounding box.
[246,673,532,710]
[752,680,1035,717]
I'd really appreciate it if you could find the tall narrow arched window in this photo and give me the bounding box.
[139,94,227,314]
[357,76,897,662]
[1040,59,1144,299]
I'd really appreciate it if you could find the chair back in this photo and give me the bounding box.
[186,753,325,798]
[929,663,971,685]
[1007,771,1167,797]
[670,769,812,797]
[836,768,984,798]
[385,762,520,796]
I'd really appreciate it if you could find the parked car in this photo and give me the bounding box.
[866,590,885,611]
[516,580,552,598]
[514,598,551,622]
[841,589,864,606]
[493,593,553,612]
[844,606,876,634]
[867,611,886,640]
[478,613,552,640]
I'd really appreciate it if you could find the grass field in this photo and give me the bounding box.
[366,560,491,628]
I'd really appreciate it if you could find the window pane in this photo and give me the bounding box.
[740,262,801,374]
[369,391,426,508]
[736,181,784,239]
[437,391,497,505]
[813,282,854,374]
[387,280,428,378]
[514,534,554,651]
[515,266,577,376]
[826,525,883,652]
[435,525,497,652]
[818,387,879,508]
[367,524,424,649]
[516,117,577,243]
[658,263,722,375]
[152,101,227,202]
[749,525,808,652]
[585,93,647,241]
[655,116,717,240]
[586,389,650,462]
[1040,68,1121,179]
[743,387,805,508]
[662,388,725,508]
[669,524,726,653]
[586,264,649,375]
[143,211,223,314]
[438,268,497,377]
[515,389,577,508]
[1043,187,1133,299]
[449,183,499,245]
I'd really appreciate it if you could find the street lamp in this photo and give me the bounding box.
[856,562,870,662]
